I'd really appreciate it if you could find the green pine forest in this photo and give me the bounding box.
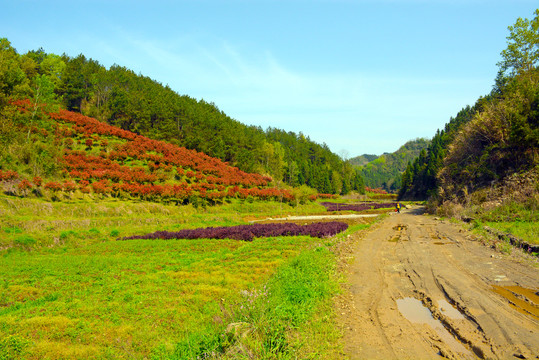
[0,40,364,196]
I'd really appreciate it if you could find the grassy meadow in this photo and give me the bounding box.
[0,195,375,359]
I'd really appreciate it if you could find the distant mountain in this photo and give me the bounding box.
[352,138,430,192]
[349,154,379,167]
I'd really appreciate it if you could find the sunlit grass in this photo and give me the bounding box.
[484,221,539,245]
[0,235,317,358]
[0,195,326,249]
[470,198,539,245]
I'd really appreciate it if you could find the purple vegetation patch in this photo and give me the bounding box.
[320,202,396,212]
[120,221,348,242]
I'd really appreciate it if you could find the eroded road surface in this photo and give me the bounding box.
[338,207,539,360]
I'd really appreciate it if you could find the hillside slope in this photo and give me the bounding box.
[397,9,538,249]
[1,99,300,205]
[399,9,539,202]
[0,38,364,195]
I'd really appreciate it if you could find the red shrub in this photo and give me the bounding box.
[33,176,42,187]
[44,182,62,191]
[63,181,77,192]
[18,179,32,191]
[0,170,19,181]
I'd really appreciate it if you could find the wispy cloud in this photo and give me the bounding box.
[95,30,489,154]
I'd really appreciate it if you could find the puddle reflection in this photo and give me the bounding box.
[397,297,473,358]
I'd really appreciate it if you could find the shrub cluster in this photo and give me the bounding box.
[365,186,388,194]
[0,170,19,181]
[320,202,395,212]
[120,222,348,242]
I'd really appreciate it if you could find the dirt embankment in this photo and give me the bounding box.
[337,207,538,360]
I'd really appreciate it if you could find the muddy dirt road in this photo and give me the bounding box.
[338,207,539,360]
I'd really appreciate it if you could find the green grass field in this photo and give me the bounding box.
[0,196,368,359]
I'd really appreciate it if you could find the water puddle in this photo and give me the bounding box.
[389,225,407,242]
[492,285,539,320]
[437,299,465,320]
[397,297,473,358]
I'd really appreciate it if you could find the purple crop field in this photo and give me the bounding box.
[320,202,396,212]
[120,221,348,242]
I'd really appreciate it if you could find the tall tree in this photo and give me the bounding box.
[0,38,27,105]
[498,9,539,77]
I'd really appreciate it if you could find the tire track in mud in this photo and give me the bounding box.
[338,207,539,360]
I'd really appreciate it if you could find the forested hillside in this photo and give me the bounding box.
[398,9,539,203]
[0,38,364,195]
[353,138,429,193]
[265,127,365,195]
[398,106,479,199]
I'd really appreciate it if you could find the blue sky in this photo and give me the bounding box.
[2,0,538,156]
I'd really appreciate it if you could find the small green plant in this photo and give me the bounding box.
[229,244,339,357]
[497,241,513,254]
[3,226,22,234]
[0,335,29,359]
[59,230,77,241]
[13,235,36,246]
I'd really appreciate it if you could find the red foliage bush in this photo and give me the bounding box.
[91,180,111,194]
[7,102,291,203]
[63,181,77,192]
[32,176,42,187]
[17,179,32,191]
[44,182,62,191]
[365,187,388,194]
[320,202,395,212]
[0,170,19,181]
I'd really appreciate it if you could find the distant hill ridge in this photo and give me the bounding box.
[349,154,379,167]
[349,138,430,192]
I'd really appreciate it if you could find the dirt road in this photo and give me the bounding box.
[337,207,539,360]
